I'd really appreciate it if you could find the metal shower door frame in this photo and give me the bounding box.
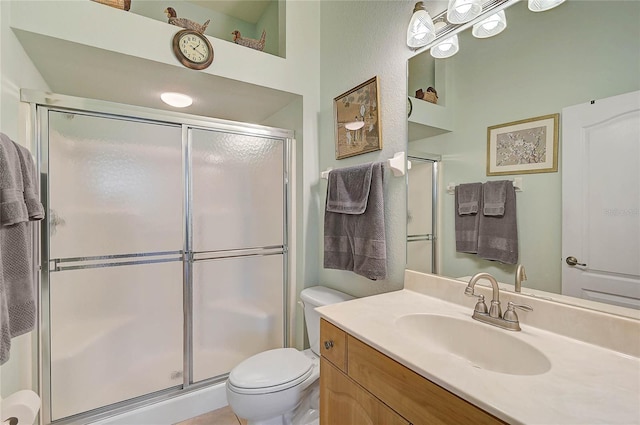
[21,90,294,425]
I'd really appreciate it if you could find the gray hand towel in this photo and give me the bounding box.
[324,162,386,280]
[477,181,518,264]
[457,182,482,215]
[483,180,508,216]
[13,142,45,220]
[0,133,29,226]
[455,183,482,254]
[325,162,374,214]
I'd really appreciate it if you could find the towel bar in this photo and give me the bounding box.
[446,177,523,194]
[321,151,411,179]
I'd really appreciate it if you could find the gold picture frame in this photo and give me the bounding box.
[334,77,382,159]
[486,113,559,176]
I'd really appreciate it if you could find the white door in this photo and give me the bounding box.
[562,90,640,309]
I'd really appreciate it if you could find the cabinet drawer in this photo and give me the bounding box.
[347,335,506,425]
[320,319,347,372]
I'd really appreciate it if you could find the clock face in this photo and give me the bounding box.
[172,30,214,70]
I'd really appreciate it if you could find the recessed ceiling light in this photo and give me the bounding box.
[161,92,193,108]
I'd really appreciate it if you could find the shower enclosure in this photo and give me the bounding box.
[406,155,439,274]
[25,92,293,424]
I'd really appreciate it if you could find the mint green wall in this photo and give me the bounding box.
[318,0,415,298]
[412,1,640,293]
[256,0,279,56]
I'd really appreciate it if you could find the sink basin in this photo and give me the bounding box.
[395,314,551,375]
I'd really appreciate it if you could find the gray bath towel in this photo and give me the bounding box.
[483,180,508,216]
[324,162,386,280]
[0,134,28,226]
[477,180,518,264]
[455,183,482,254]
[0,133,43,365]
[457,182,481,215]
[325,162,374,214]
[14,143,45,220]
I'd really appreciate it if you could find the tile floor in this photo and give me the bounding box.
[174,406,247,425]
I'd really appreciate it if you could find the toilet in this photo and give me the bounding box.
[226,286,354,425]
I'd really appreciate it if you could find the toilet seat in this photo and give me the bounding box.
[228,348,314,395]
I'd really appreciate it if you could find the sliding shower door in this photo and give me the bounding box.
[46,111,185,420]
[406,157,438,274]
[35,95,292,424]
[189,128,285,383]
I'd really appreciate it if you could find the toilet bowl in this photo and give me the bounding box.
[226,286,354,425]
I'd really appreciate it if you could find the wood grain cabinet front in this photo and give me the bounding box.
[319,319,348,372]
[320,357,409,425]
[319,318,506,425]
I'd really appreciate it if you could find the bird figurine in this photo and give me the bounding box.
[231,29,266,51]
[164,7,210,34]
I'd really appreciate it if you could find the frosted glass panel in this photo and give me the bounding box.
[192,255,284,382]
[191,129,284,251]
[407,161,433,236]
[49,262,183,420]
[48,111,183,258]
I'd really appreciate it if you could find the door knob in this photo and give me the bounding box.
[566,256,587,267]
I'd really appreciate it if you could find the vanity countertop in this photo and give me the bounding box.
[316,271,640,425]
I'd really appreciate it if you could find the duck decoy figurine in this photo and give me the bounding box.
[164,7,210,34]
[231,29,266,51]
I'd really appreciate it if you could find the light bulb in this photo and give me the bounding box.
[161,92,193,108]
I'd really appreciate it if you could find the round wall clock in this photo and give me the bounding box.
[172,29,214,70]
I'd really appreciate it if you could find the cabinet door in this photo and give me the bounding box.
[320,319,347,372]
[320,358,409,425]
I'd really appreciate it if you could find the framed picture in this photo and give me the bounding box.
[334,76,382,159]
[486,113,559,176]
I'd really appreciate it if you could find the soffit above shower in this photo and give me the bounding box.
[14,29,298,124]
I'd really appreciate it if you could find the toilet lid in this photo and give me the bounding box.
[228,348,313,391]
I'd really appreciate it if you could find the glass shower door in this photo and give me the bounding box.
[46,111,185,420]
[407,158,436,273]
[189,128,286,383]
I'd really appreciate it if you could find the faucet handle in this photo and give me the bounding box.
[503,302,533,323]
[471,294,488,314]
[507,301,533,312]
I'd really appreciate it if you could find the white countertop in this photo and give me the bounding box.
[317,274,640,425]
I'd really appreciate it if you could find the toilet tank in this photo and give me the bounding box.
[300,286,354,355]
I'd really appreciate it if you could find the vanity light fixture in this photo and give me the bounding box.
[407,2,436,49]
[160,92,193,108]
[472,10,507,38]
[446,0,482,24]
[528,0,566,12]
[430,35,459,58]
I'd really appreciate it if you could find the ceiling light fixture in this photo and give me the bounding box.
[528,0,566,12]
[430,34,460,58]
[446,0,482,24]
[161,92,193,108]
[407,2,436,49]
[472,10,507,38]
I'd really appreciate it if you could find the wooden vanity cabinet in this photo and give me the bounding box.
[319,319,506,425]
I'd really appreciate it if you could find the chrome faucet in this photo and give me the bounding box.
[515,264,527,293]
[465,272,532,331]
